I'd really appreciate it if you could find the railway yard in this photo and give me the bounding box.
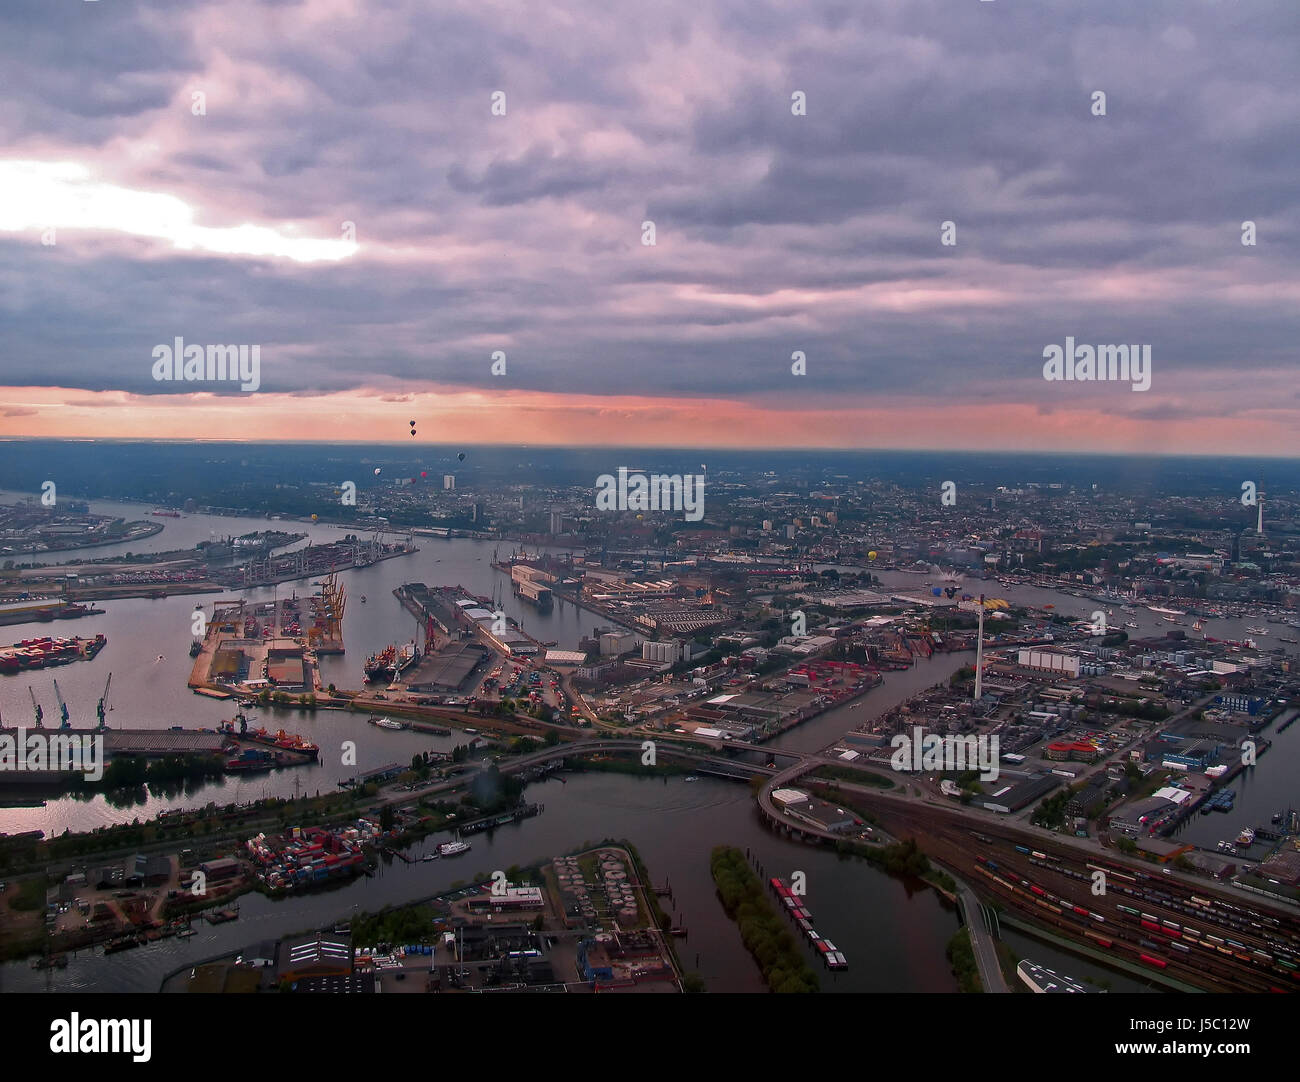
[867,800,1300,993]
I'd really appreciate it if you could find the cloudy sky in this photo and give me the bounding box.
[1,0,1297,453]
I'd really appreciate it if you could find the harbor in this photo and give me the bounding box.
[186,573,348,699]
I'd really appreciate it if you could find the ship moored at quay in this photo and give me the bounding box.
[363,641,420,683]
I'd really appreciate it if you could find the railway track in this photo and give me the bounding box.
[867,800,1299,992]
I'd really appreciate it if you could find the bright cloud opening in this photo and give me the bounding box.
[0,160,357,263]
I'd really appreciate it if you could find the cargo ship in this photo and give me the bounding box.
[151,509,182,518]
[218,716,319,757]
[0,633,107,674]
[365,641,420,682]
[1202,788,1236,814]
[0,602,106,627]
[364,644,398,682]
[224,747,276,773]
[394,640,420,677]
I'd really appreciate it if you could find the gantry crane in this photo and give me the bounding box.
[28,686,43,728]
[96,672,113,730]
[53,678,69,728]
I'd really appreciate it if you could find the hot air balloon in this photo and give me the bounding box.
[420,471,427,478]
[311,514,318,522]
[374,467,381,476]
[868,550,878,561]
[458,452,466,462]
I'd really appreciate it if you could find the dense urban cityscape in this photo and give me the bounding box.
[0,445,1298,1011]
[3,0,1297,1060]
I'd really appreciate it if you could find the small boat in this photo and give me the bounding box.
[683,775,699,783]
[1125,621,1139,629]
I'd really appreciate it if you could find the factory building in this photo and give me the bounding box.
[1017,649,1082,678]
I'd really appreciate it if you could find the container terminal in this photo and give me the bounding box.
[187,573,346,697]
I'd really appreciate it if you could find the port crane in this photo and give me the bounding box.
[53,678,70,728]
[28,686,43,728]
[96,672,113,730]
